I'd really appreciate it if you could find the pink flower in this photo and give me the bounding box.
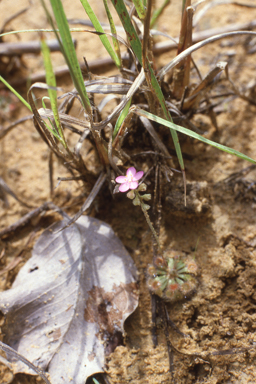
[116,167,144,192]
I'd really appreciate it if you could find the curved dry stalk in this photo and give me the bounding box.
[139,116,172,160]
[0,39,75,56]
[0,115,33,140]
[0,7,29,36]
[92,68,146,131]
[28,83,101,181]
[59,171,107,231]
[0,177,33,208]
[182,61,226,110]
[0,341,51,384]
[27,82,66,155]
[159,30,256,79]
[38,108,91,131]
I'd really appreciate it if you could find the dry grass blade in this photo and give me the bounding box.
[74,82,132,95]
[93,68,146,131]
[182,61,226,110]
[0,115,33,140]
[0,7,29,36]
[0,202,70,240]
[3,22,255,89]
[41,35,67,147]
[28,84,64,156]
[159,30,256,79]
[0,341,51,384]
[27,83,99,183]
[0,177,32,208]
[59,172,107,231]
[223,63,256,105]
[142,0,152,68]
[38,108,91,131]
[154,20,256,54]
[172,0,193,99]
[0,39,75,56]
[139,116,172,160]
[0,203,50,239]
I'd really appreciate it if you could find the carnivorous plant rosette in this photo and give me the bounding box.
[147,254,198,302]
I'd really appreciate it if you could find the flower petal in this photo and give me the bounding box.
[129,181,138,190]
[115,175,127,183]
[119,182,130,192]
[127,167,136,177]
[134,171,144,181]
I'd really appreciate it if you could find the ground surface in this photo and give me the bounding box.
[1,0,256,383]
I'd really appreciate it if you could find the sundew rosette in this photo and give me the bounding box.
[147,254,198,302]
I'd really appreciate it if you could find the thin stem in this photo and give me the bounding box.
[136,191,161,249]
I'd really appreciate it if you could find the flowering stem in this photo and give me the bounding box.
[136,191,161,249]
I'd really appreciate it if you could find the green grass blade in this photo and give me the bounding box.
[0,76,32,112]
[41,97,65,142]
[103,0,121,66]
[132,0,146,20]
[111,0,185,172]
[111,0,142,65]
[42,0,91,116]
[80,0,121,68]
[147,63,184,171]
[113,98,132,139]
[40,36,66,147]
[134,108,256,164]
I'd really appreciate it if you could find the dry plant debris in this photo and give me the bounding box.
[0,216,138,383]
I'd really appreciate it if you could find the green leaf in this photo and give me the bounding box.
[111,0,185,174]
[113,98,131,139]
[40,36,66,147]
[147,63,184,171]
[132,0,146,20]
[111,0,142,65]
[0,76,31,112]
[41,97,64,143]
[103,0,121,66]
[80,0,121,68]
[135,108,256,164]
[42,0,92,116]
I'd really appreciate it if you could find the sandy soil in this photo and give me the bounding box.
[1,0,256,383]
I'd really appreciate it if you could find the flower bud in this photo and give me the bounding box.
[137,183,147,192]
[140,194,151,201]
[132,196,141,206]
[127,190,135,199]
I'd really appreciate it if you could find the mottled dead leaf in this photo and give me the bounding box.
[0,216,138,384]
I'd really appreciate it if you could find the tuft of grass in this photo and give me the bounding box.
[0,0,255,226]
